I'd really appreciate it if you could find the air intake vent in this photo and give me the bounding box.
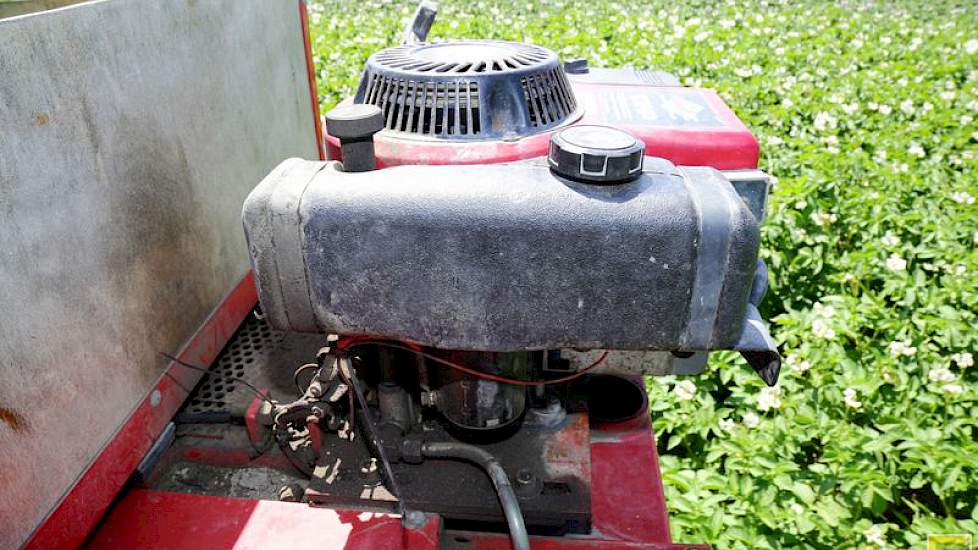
[353,41,580,140]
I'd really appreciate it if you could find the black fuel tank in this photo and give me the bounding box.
[243,156,759,351]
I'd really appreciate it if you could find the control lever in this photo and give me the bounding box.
[402,1,438,44]
[736,259,782,386]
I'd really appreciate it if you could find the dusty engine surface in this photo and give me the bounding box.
[231,10,779,548]
[245,156,760,352]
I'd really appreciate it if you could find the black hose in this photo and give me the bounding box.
[420,442,529,550]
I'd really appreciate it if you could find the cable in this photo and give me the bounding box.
[339,356,406,517]
[293,363,320,394]
[420,442,530,550]
[162,370,196,396]
[159,352,274,406]
[343,341,609,386]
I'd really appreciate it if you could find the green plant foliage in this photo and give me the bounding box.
[308,0,978,546]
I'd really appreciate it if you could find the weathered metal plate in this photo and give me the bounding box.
[0,1,319,547]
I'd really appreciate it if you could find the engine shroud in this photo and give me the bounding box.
[243,156,760,352]
[354,40,580,140]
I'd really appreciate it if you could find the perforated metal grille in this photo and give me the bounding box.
[372,41,552,74]
[185,313,284,414]
[355,40,578,139]
[521,68,577,128]
[362,77,481,136]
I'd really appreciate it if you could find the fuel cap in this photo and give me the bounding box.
[549,125,645,184]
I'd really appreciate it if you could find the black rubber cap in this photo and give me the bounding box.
[549,125,645,184]
[326,104,384,140]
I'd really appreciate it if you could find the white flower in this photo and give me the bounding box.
[844,388,862,409]
[718,418,735,431]
[907,143,926,158]
[742,412,760,428]
[813,111,837,131]
[810,211,837,227]
[864,524,886,547]
[878,104,892,115]
[673,380,697,401]
[813,302,836,318]
[900,99,914,115]
[942,384,964,395]
[966,39,978,55]
[973,231,978,246]
[766,135,784,146]
[928,367,956,384]
[951,191,975,204]
[888,339,917,357]
[790,503,804,515]
[940,90,957,101]
[785,354,812,373]
[952,352,974,368]
[812,318,836,340]
[885,254,907,272]
[881,231,900,247]
[757,386,783,412]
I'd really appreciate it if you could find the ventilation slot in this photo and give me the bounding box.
[184,313,284,414]
[363,76,480,137]
[522,68,576,128]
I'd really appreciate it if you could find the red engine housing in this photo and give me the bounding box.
[326,77,758,170]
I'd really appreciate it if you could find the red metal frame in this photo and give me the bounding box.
[23,272,258,550]
[80,381,704,549]
[86,490,442,550]
[299,0,325,162]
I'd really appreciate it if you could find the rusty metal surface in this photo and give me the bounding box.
[0,1,319,547]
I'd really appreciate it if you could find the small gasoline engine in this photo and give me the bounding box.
[241,4,779,548]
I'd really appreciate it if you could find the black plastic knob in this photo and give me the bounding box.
[326,104,384,172]
[548,125,645,184]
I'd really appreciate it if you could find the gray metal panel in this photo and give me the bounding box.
[0,1,318,547]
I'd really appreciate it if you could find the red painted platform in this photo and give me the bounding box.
[78,375,704,549]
